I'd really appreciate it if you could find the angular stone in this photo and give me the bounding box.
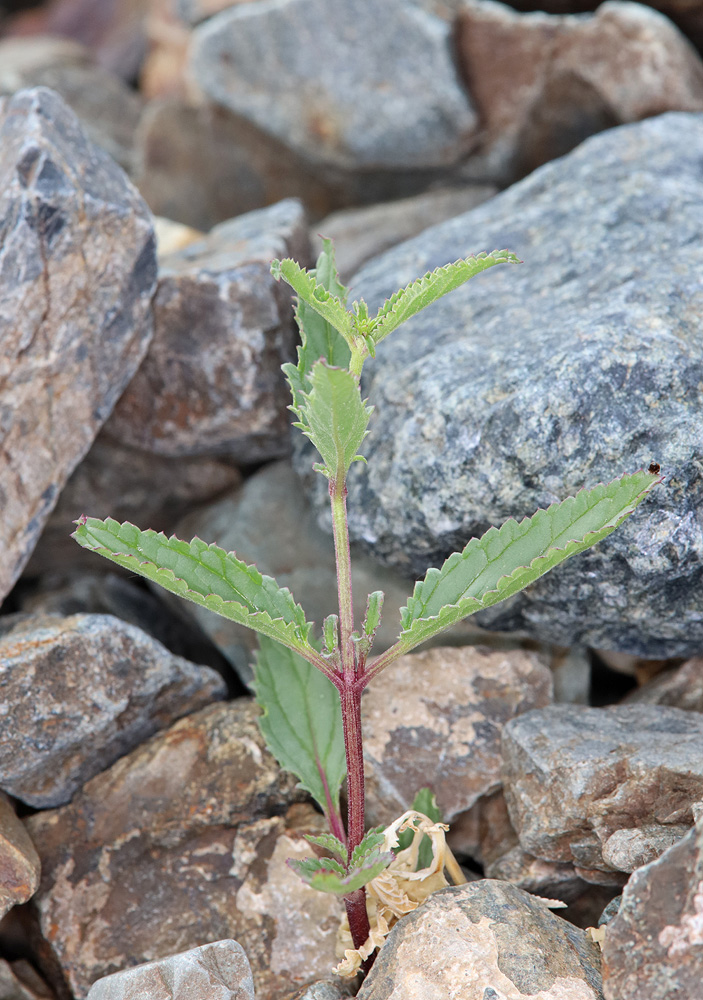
[85,940,254,1000]
[190,0,476,172]
[0,87,156,604]
[104,200,307,462]
[0,38,143,173]
[27,704,340,1000]
[485,845,588,904]
[316,113,703,658]
[0,792,41,919]
[602,814,703,999]
[356,880,604,999]
[0,959,54,1000]
[313,185,497,283]
[0,612,226,807]
[172,461,462,684]
[283,983,353,1000]
[625,656,703,712]
[501,704,703,875]
[457,0,703,180]
[24,432,241,578]
[363,644,553,827]
[446,788,518,866]
[601,823,691,873]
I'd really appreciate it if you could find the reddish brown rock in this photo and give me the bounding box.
[625,656,703,711]
[457,0,703,180]
[362,644,553,827]
[105,200,309,462]
[502,704,703,877]
[27,703,340,1000]
[602,814,703,999]
[0,613,226,808]
[0,793,40,919]
[0,87,156,604]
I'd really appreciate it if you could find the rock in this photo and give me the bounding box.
[0,37,143,173]
[446,788,518,866]
[0,792,41,919]
[456,0,703,181]
[319,113,703,658]
[501,704,703,877]
[283,982,354,1000]
[602,813,703,999]
[356,880,604,999]
[189,0,476,173]
[485,845,588,903]
[0,87,156,605]
[85,940,254,1000]
[18,573,234,682]
[313,185,497,282]
[172,461,447,684]
[624,656,703,711]
[0,612,226,807]
[362,644,553,827]
[601,823,691,872]
[27,703,341,1000]
[139,0,191,100]
[0,960,54,1000]
[134,98,348,230]
[153,216,203,256]
[23,431,241,578]
[104,200,308,462]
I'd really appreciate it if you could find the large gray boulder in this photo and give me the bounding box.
[302,113,703,658]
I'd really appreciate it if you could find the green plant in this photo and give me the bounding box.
[73,241,661,970]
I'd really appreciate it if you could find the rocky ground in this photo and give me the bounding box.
[0,0,702,998]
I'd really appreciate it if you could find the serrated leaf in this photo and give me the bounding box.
[288,849,394,895]
[349,826,386,869]
[304,832,347,863]
[272,256,354,348]
[398,469,661,653]
[295,360,373,480]
[72,517,315,655]
[254,636,346,818]
[363,591,384,639]
[368,250,520,346]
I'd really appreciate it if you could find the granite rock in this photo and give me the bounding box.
[356,880,604,999]
[0,612,226,807]
[0,792,41,919]
[27,703,341,1000]
[85,940,254,1000]
[457,0,703,181]
[602,813,703,999]
[105,200,307,462]
[189,0,476,172]
[0,87,156,605]
[313,113,703,658]
[501,704,703,876]
[362,644,553,827]
[624,656,703,712]
[23,432,240,578]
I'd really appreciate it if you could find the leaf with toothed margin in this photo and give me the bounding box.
[365,250,520,346]
[349,826,386,869]
[304,832,347,863]
[253,636,345,821]
[272,256,354,350]
[396,469,662,655]
[288,846,394,895]
[72,517,315,656]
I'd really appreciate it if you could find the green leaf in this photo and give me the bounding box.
[72,517,315,656]
[322,614,339,656]
[288,847,394,895]
[272,256,354,350]
[349,826,386,869]
[363,591,384,639]
[398,468,661,653]
[367,250,520,347]
[294,360,373,480]
[253,636,346,818]
[304,832,347,863]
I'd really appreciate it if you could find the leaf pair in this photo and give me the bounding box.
[289,826,394,896]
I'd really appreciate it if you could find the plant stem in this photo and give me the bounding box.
[329,475,372,953]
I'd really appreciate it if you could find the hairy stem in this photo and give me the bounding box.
[330,478,355,668]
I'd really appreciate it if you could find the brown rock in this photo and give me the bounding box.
[0,612,226,807]
[357,880,604,999]
[0,87,156,604]
[24,432,241,578]
[501,704,703,875]
[0,959,54,1000]
[104,200,308,462]
[140,0,191,100]
[363,644,553,827]
[486,846,589,904]
[624,656,703,711]
[0,793,41,919]
[27,703,340,1000]
[457,0,703,180]
[85,940,254,1000]
[446,788,518,866]
[602,814,703,999]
